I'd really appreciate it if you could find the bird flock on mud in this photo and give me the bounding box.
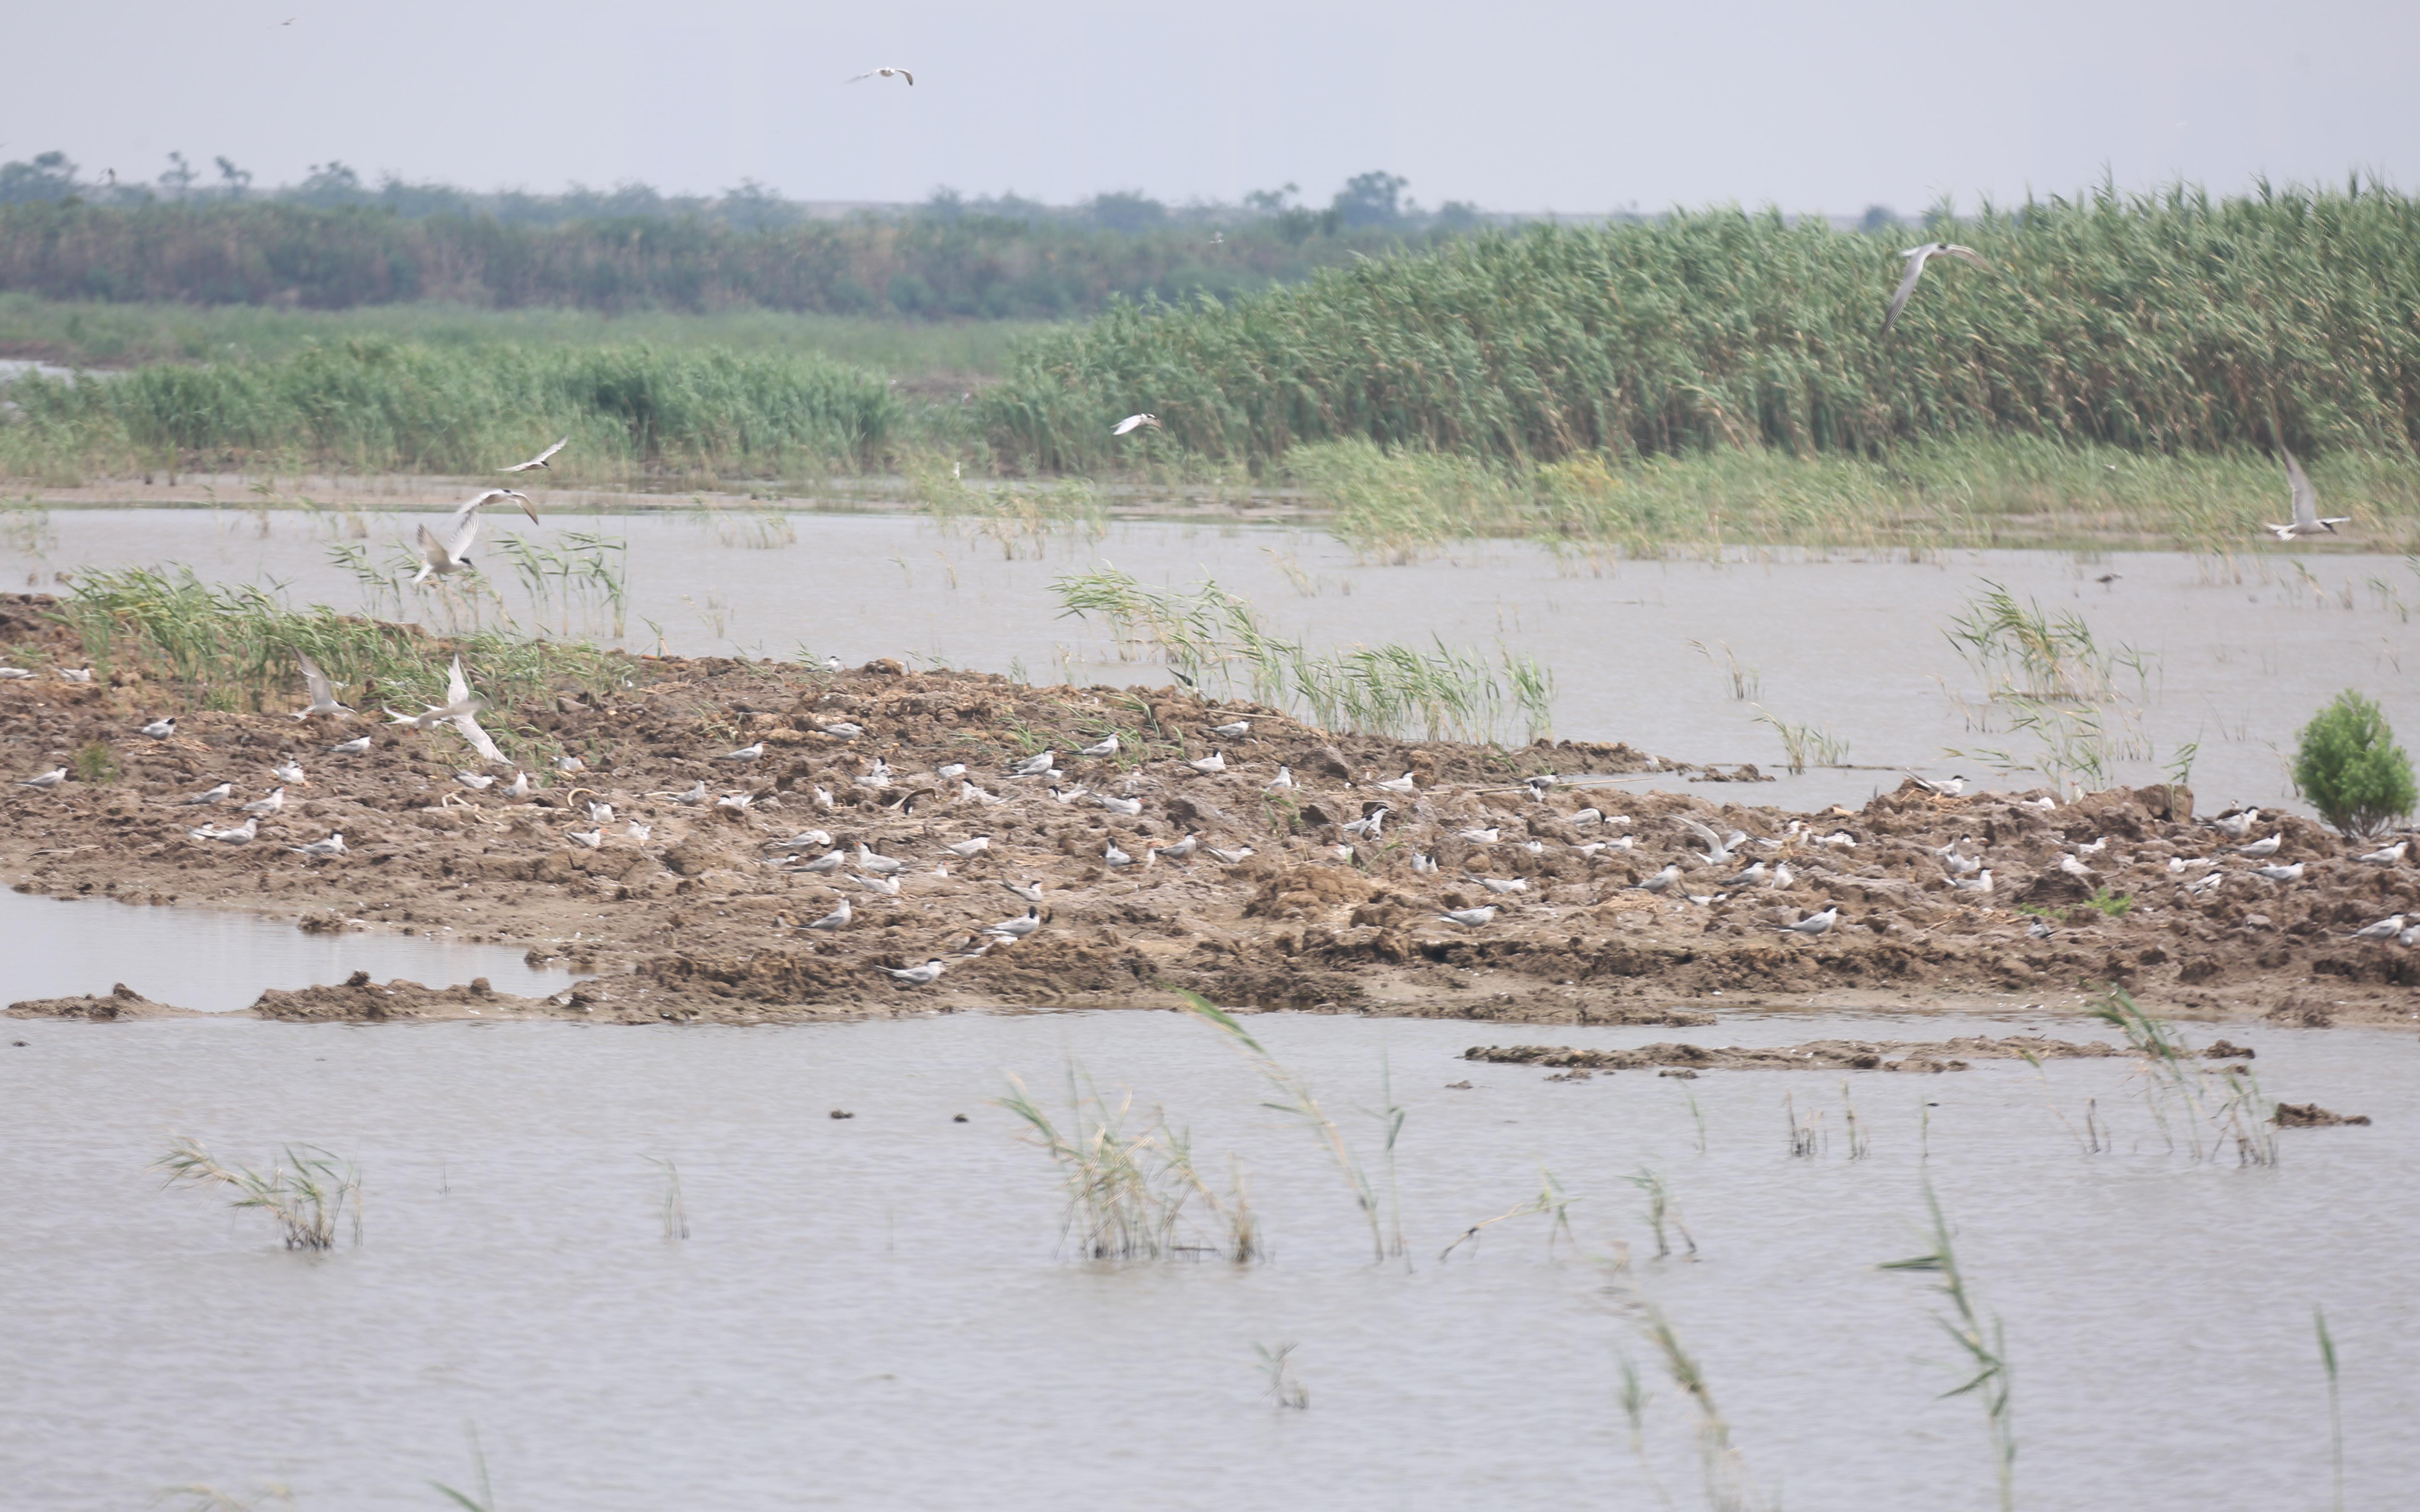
[15,675,2420,971]
[0,100,2389,973]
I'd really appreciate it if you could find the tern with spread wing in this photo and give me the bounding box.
[411,489,537,584]
[847,66,913,85]
[1111,413,1160,436]
[2262,449,2351,540]
[1881,243,1991,336]
[501,437,568,473]
[290,652,352,719]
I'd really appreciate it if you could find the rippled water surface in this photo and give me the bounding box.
[3,1007,2412,1509]
[19,507,2415,816]
[0,888,574,1011]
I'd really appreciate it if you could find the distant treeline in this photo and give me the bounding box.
[0,151,1521,318]
[980,180,2420,471]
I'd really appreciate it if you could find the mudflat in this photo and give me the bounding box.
[5,607,2414,1028]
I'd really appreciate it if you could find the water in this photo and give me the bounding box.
[3,1006,2411,1509]
[0,888,576,1012]
[16,507,2417,815]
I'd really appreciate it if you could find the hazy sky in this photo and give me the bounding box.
[13,1,2417,213]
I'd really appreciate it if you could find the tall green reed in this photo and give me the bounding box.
[1054,565,1553,742]
[1881,1181,2016,1512]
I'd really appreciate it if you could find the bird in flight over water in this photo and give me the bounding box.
[2262,449,2350,540]
[847,66,914,85]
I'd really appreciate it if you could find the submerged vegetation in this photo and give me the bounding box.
[1053,565,1553,743]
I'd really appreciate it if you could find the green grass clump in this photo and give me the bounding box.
[2292,689,2417,837]
[982,180,2420,481]
[1053,565,1552,743]
[155,1136,361,1250]
[55,563,627,732]
[0,338,899,482]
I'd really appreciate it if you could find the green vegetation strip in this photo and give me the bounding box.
[982,182,2420,476]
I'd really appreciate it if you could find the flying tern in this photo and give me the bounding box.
[1881,242,1991,336]
[1111,413,1161,435]
[500,437,568,473]
[2263,449,2350,540]
[410,489,535,583]
[847,65,914,85]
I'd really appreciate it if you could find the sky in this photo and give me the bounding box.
[11,0,2418,214]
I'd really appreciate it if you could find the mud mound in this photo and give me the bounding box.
[249,971,556,1022]
[1465,1034,2125,1073]
[2272,1101,2372,1127]
[5,982,205,1019]
[5,600,2415,1028]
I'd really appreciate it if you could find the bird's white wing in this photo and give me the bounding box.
[428,510,479,564]
[898,69,913,84]
[1675,816,1722,847]
[502,438,567,472]
[2282,448,2319,527]
[446,655,471,707]
[298,652,333,704]
[452,711,506,765]
[1938,244,1992,270]
[412,523,449,580]
[845,70,874,81]
[1112,414,1146,435]
[1880,249,1933,335]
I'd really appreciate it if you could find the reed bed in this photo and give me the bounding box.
[54,563,626,726]
[0,339,898,483]
[2089,988,2278,1166]
[1278,433,2420,556]
[1053,565,1553,743]
[986,181,2420,476]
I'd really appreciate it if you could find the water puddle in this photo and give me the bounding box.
[0,887,576,1012]
[0,1008,2407,1507]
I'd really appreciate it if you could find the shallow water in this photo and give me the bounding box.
[2,1005,2411,1509]
[16,507,2417,816]
[0,887,576,1011]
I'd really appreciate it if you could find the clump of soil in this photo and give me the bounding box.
[6,982,205,1020]
[4,591,2417,1027]
[2272,1102,2372,1127]
[1465,1034,2125,1074]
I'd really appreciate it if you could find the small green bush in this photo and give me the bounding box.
[2292,690,2416,837]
